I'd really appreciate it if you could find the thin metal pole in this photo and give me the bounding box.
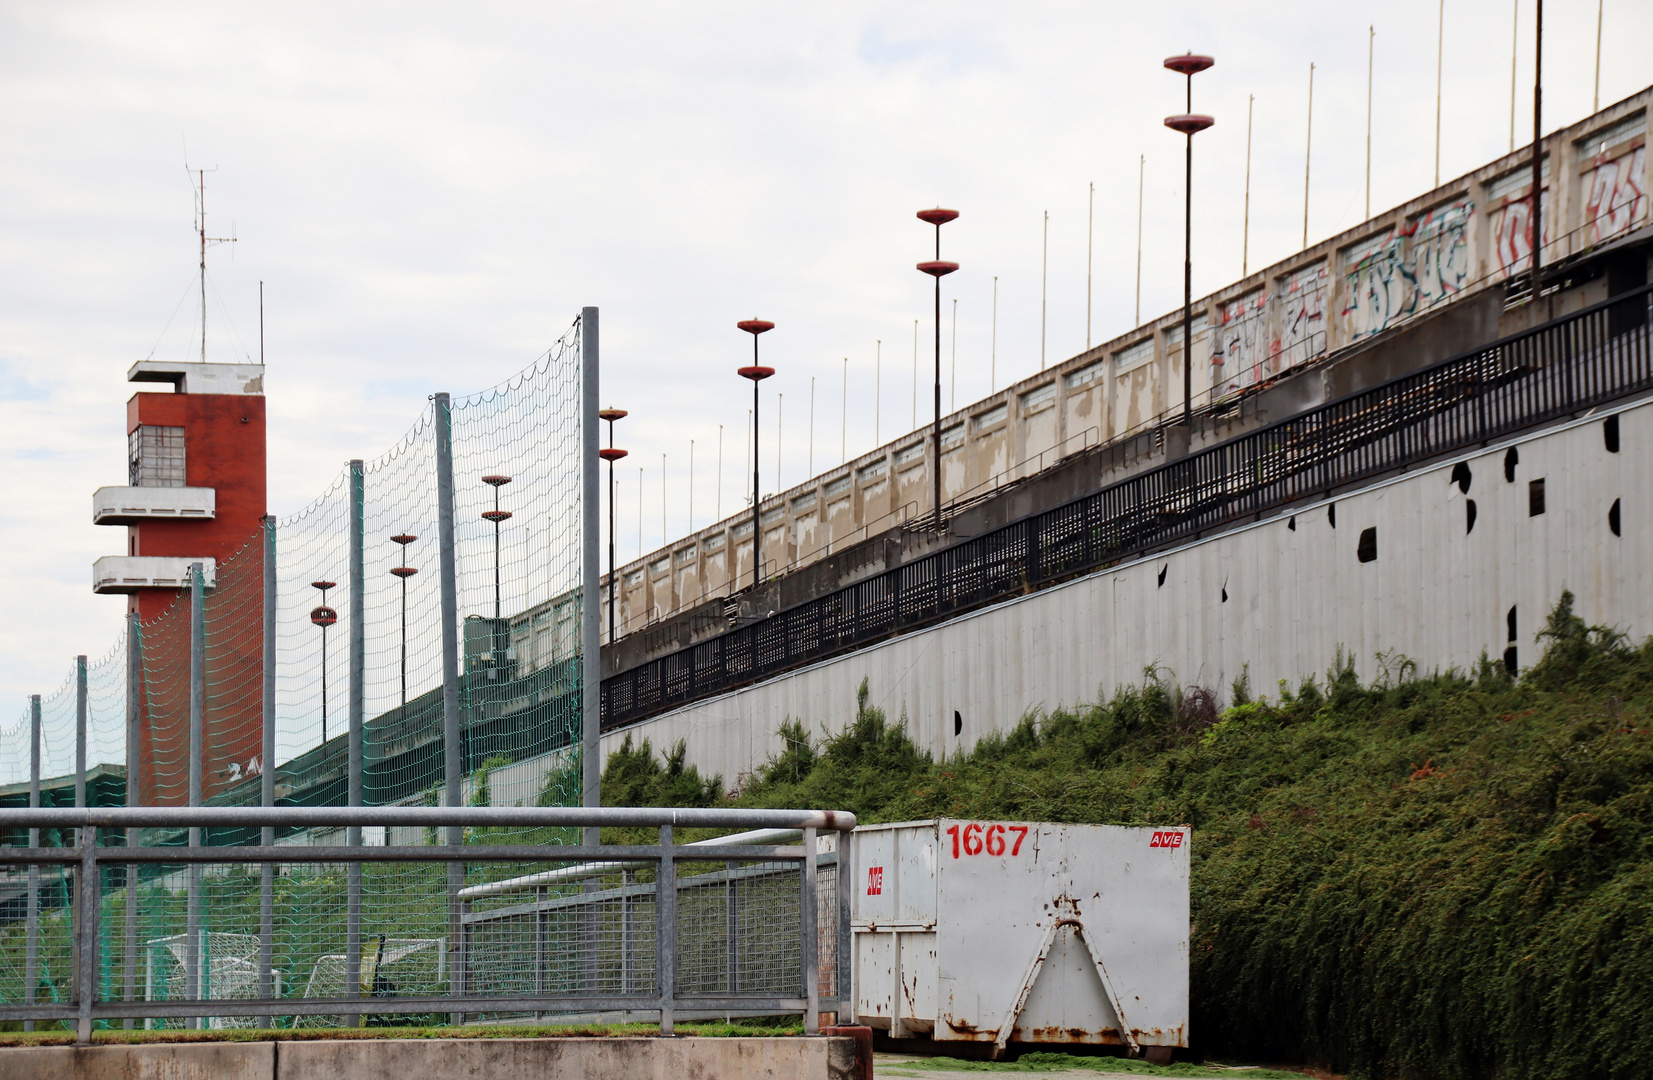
[1135,156,1145,325]
[1511,1,1519,153]
[1244,96,1255,276]
[1435,0,1444,186]
[74,656,87,1043]
[801,825,819,1034]
[1182,69,1195,428]
[752,352,762,587]
[75,655,86,843]
[1040,210,1048,370]
[187,561,204,1028]
[775,394,781,494]
[125,613,140,1027]
[345,460,365,1022]
[951,298,958,412]
[433,391,465,1022]
[1087,182,1094,349]
[1304,63,1315,250]
[661,453,667,549]
[1593,0,1602,112]
[25,695,39,1032]
[874,343,879,445]
[932,221,944,529]
[657,823,676,1035]
[690,438,696,530]
[259,517,276,1002]
[1366,30,1374,218]
[912,320,918,430]
[991,277,998,391]
[836,827,853,1027]
[581,308,601,841]
[1531,0,1543,303]
[607,454,616,645]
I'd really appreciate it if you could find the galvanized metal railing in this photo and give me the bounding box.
[603,284,1653,728]
[0,806,855,1043]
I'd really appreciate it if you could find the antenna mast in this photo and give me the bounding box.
[191,168,236,364]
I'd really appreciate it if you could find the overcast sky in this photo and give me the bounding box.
[3,0,1649,710]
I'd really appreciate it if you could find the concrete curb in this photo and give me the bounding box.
[0,1036,858,1080]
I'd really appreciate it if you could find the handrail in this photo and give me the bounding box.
[0,805,855,832]
[602,283,1653,731]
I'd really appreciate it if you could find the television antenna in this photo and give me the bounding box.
[188,166,236,363]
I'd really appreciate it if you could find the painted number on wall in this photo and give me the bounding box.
[945,823,1029,859]
[867,866,884,895]
[1149,831,1185,849]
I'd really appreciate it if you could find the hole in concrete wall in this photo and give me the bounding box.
[1357,527,1378,563]
[1529,478,1546,516]
[1157,565,1168,587]
[1288,515,1297,531]
[1610,498,1622,536]
[1327,503,1337,528]
[1505,447,1519,482]
[1450,461,1473,494]
[1466,499,1478,533]
[1504,646,1518,675]
[1507,604,1518,643]
[1605,414,1621,453]
[1221,583,1229,602]
[954,710,963,736]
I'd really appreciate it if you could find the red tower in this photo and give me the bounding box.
[93,359,268,805]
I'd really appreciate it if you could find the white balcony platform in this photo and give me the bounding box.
[92,486,216,525]
[92,557,217,594]
[128,360,264,395]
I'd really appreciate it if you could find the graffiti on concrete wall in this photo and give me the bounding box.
[1489,162,1550,280]
[1341,230,1413,341]
[1215,289,1270,396]
[1409,199,1474,308]
[1586,144,1647,246]
[1274,262,1327,373]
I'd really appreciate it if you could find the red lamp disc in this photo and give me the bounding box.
[598,407,628,422]
[917,208,959,226]
[736,319,775,335]
[310,605,337,627]
[599,447,630,462]
[917,260,960,277]
[1164,53,1214,75]
[482,510,513,523]
[391,567,419,578]
[738,365,776,381]
[1164,114,1215,135]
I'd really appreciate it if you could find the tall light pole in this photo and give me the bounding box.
[309,581,337,753]
[598,408,629,644]
[916,207,960,530]
[481,474,512,678]
[390,536,418,716]
[737,319,775,589]
[1164,53,1216,430]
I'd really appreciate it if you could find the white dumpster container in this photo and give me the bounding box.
[850,818,1188,1055]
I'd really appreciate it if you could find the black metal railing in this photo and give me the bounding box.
[602,285,1653,730]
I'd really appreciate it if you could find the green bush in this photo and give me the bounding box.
[607,593,1653,1079]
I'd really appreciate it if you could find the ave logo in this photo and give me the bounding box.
[1149,831,1185,849]
[866,866,884,895]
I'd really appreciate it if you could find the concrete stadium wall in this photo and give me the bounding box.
[584,88,1652,644]
[3,1036,859,1080]
[600,396,1653,789]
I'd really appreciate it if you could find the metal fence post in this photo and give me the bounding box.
[657,822,675,1035]
[434,392,465,1024]
[259,517,277,1002]
[77,836,97,1043]
[837,827,853,1026]
[801,825,819,1035]
[580,306,601,842]
[25,694,40,1032]
[346,460,365,1024]
[73,654,87,1024]
[186,561,205,1028]
[125,614,141,1027]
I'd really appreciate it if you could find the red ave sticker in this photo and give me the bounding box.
[867,866,884,895]
[1149,831,1185,849]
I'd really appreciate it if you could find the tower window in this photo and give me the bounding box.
[129,426,186,487]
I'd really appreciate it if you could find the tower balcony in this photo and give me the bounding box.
[92,486,216,525]
[92,556,217,595]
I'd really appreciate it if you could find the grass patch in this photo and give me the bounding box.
[881,1051,1308,1078]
